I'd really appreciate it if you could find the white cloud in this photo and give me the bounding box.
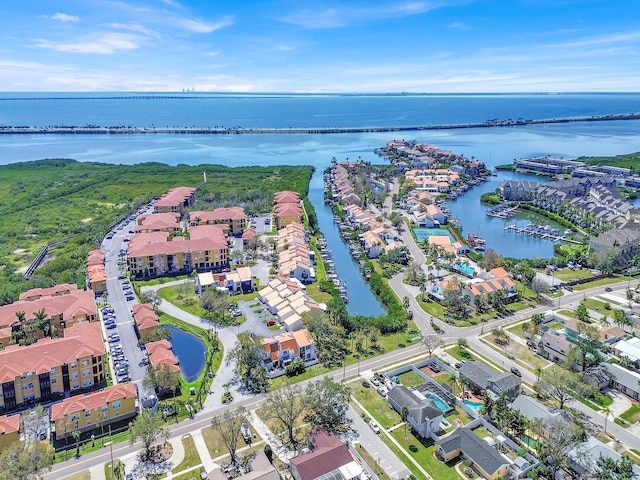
[448,22,470,30]
[179,17,233,34]
[51,12,80,22]
[33,32,144,54]
[106,23,161,39]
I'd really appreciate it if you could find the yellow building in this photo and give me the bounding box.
[0,414,20,451]
[51,383,137,440]
[0,322,105,414]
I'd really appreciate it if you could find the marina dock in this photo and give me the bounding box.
[503,223,581,244]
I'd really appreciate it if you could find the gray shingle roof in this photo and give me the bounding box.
[387,385,443,423]
[437,427,508,476]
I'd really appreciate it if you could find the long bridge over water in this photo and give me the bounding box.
[1,112,639,135]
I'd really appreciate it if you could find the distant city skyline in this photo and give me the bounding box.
[1,0,639,93]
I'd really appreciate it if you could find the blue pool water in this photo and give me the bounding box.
[454,263,476,276]
[413,228,454,243]
[424,392,450,412]
[463,399,484,411]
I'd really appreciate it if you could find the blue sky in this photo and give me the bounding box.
[1,0,638,92]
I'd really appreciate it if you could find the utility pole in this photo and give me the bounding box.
[108,425,114,480]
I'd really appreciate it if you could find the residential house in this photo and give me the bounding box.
[135,212,181,234]
[509,394,571,426]
[612,338,640,367]
[261,329,316,371]
[0,414,20,451]
[437,427,510,480]
[589,228,640,261]
[189,207,247,236]
[195,271,224,295]
[458,362,520,401]
[387,386,444,438]
[224,266,254,293]
[463,268,517,306]
[0,322,106,413]
[564,318,625,346]
[568,437,640,479]
[289,427,362,480]
[258,277,322,329]
[602,363,640,401]
[208,450,280,480]
[498,181,540,201]
[361,230,384,259]
[51,383,137,440]
[131,304,161,340]
[538,331,571,364]
[153,186,196,214]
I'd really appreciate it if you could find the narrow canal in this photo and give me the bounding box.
[308,169,385,317]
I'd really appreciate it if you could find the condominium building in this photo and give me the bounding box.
[0,322,106,413]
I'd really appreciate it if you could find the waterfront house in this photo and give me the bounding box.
[387,385,443,438]
[497,181,539,201]
[589,227,640,262]
[153,186,196,214]
[289,427,362,480]
[51,383,137,441]
[0,322,105,413]
[274,191,303,229]
[436,427,510,480]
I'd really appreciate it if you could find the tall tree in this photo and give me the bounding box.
[228,332,268,393]
[594,454,637,480]
[261,382,306,449]
[535,368,580,409]
[143,363,181,397]
[422,334,443,358]
[304,377,351,435]
[0,439,54,480]
[130,408,169,461]
[210,409,249,468]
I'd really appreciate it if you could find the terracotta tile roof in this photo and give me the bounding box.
[87,265,107,283]
[0,289,97,329]
[135,212,181,231]
[0,322,105,384]
[242,228,256,240]
[292,329,313,348]
[274,191,300,203]
[0,414,20,435]
[19,283,80,301]
[190,207,246,223]
[132,304,160,330]
[153,186,196,208]
[51,383,137,421]
[188,224,228,241]
[146,340,180,370]
[87,250,105,266]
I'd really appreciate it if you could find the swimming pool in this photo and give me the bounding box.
[413,228,454,243]
[454,263,476,276]
[463,399,484,411]
[424,392,450,412]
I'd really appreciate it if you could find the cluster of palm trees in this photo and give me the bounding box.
[11,309,51,345]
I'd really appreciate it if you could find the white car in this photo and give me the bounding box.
[369,420,381,434]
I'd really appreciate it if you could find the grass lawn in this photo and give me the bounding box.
[134,275,190,288]
[418,298,446,320]
[553,268,592,282]
[173,467,206,480]
[104,460,123,480]
[621,405,640,424]
[582,298,622,317]
[171,434,202,474]
[201,425,229,459]
[350,383,402,430]
[447,345,478,363]
[507,323,528,340]
[389,429,460,480]
[255,404,306,440]
[398,370,426,388]
[63,471,91,480]
[573,276,620,291]
[482,336,550,371]
[305,282,333,304]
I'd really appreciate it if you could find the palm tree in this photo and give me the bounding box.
[401,406,409,441]
[72,428,81,458]
[601,406,612,434]
[534,366,542,381]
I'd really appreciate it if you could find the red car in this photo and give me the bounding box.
[266,319,276,326]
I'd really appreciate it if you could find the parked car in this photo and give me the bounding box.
[106,323,118,329]
[370,376,380,387]
[369,420,381,434]
[376,386,387,397]
[231,309,243,317]
[510,367,522,377]
[455,362,465,369]
[266,319,276,327]
[117,374,131,383]
[605,287,613,292]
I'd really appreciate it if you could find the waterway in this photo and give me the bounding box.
[164,325,207,382]
[446,170,570,259]
[308,169,385,317]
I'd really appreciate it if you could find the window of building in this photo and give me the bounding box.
[51,378,57,384]
[83,369,91,377]
[102,405,108,412]
[83,380,92,387]
[82,359,90,367]
[85,410,91,417]
[72,383,79,389]
[50,367,56,374]
[71,362,77,369]
[112,400,121,409]
[72,372,79,379]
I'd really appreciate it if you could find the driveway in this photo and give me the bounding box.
[237,299,277,338]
